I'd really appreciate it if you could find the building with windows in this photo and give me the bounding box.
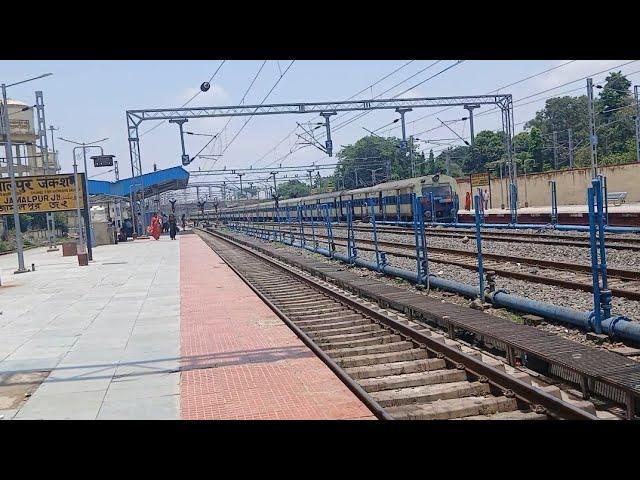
[0,98,60,177]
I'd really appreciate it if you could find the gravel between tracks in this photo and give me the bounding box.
[335,225,640,271]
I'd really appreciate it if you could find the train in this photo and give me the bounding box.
[219,174,460,224]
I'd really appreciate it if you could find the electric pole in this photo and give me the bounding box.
[270,171,278,199]
[35,90,57,248]
[635,85,639,163]
[463,104,480,148]
[396,107,413,177]
[409,136,415,178]
[1,83,28,273]
[307,169,314,188]
[237,172,244,198]
[568,128,574,168]
[49,125,59,161]
[445,148,451,175]
[552,131,558,170]
[587,78,598,178]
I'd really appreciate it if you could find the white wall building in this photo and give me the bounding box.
[0,98,60,177]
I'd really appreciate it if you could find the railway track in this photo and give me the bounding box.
[229,223,640,302]
[216,219,640,251]
[354,223,640,251]
[195,227,599,420]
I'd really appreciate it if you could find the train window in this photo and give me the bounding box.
[422,185,452,200]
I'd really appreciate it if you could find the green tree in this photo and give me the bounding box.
[527,127,546,172]
[473,130,505,172]
[335,135,418,188]
[277,180,310,199]
[54,212,69,234]
[525,96,589,170]
[596,72,635,160]
[599,71,632,119]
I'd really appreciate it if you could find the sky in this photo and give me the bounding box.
[1,59,638,196]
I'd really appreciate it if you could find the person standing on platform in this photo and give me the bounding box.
[168,214,178,240]
[181,213,186,230]
[150,213,162,240]
[465,191,471,211]
[483,189,490,210]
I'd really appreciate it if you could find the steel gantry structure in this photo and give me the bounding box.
[126,93,518,227]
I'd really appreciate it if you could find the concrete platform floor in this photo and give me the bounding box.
[0,237,181,420]
[458,201,640,215]
[0,232,373,420]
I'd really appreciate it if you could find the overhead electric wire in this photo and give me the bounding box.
[328,61,449,133]
[250,60,417,170]
[216,60,296,160]
[140,60,226,138]
[376,60,579,135]
[473,60,639,119]
[198,60,269,170]
[394,61,640,142]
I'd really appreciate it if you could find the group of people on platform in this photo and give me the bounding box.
[149,212,182,240]
[464,189,490,212]
[118,212,187,242]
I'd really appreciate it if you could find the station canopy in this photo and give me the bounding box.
[88,166,190,203]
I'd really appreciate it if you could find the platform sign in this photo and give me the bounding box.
[0,173,85,215]
[470,172,490,189]
[92,155,115,167]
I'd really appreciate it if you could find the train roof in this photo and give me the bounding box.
[220,174,458,211]
[348,174,457,195]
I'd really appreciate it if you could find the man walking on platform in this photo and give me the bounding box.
[169,214,178,240]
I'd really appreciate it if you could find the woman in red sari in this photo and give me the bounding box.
[150,213,162,240]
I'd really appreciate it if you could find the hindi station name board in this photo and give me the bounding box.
[0,173,85,215]
[470,172,490,189]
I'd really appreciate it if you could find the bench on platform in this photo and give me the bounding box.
[607,192,627,206]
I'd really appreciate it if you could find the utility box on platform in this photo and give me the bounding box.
[62,241,77,257]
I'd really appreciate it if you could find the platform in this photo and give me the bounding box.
[0,233,373,420]
[457,202,640,227]
[459,202,640,216]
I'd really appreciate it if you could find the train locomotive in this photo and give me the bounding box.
[220,174,460,224]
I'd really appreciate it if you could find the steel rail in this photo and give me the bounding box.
[194,217,640,251]
[196,230,393,421]
[227,223,640,301]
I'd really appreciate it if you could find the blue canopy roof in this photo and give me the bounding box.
[88,166,190,199]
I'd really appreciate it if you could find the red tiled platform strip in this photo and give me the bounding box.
[179,233,376,420]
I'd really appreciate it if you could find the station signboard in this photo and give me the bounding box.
[0,173,85,215]
[470,172,490,189]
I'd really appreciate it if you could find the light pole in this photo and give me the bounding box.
[1,72,52,273]
[71,146,88,266]
[48,125,59,161]
[129,183,143,236]
[58,136,108,259]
